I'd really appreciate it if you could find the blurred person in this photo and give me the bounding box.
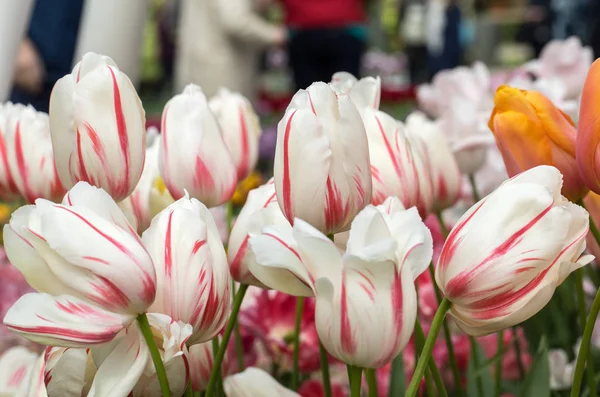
[427,0,463,77]
[517,0,553,57]
[400,0,429,84]
[10,0,85,113]
[279,0,369,90]
[175,0,286,100]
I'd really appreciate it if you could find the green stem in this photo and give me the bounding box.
[415,319,449,397]
[511,326,526,379]
[494,330,503,397]
[292,296,305,390]
[137,313,171,397]
[571,286,600,397]
[588,208,600,248]
[349,365,363,397]
[428,264,464,396]
[406,298,451,397]
[388,355,405,397]
[469,336,485,397]
[365,368,378,397]
[319,342,332,397]
[468,174,480,202]
[424,370,436,397]
[185,380,194,397]
[226,200,234,234]
[576,269,598,397]
[232,281,245,372]
[211,338,223,397]
[435,211,450,239]
[205,284,249,397]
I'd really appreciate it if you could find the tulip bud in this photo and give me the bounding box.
[49,52,146,201]
[274,82,372,234]
[405,112,462,212]
[489,85,587,201]
[142,194,231,344]
[330,72,381,112]
[160,84,238,207]
[209,88,262,180]
[435,166,593,336]
[577,59,600,194]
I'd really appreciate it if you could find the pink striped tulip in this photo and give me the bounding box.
[0,103,27,200]
[3,104,65,204]
[224,367,300,397]
[142,194,231,344]
[3,182,156,347]
[0,346,38,395]
[362,108,433,217]
[228,180,289,285]
[160,85,238,207]
[577,59,600,194]
[249,196,431,368]
[330,72,381,111]
[274,82,372,235]
[49,53,146,201]
[405,112,462,212]
[435,166,593,336]
[209,88,262,180]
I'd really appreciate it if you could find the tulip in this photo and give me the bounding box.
[228,180,289,285]
[160,84,238,207]
[43,347,90,396]
[549,349,576,390]
[330,71,381,112]
[577,59,600,194]
[142,194,231,344]
[12,351,46,397]
[2,104,65,204]
[0,346,38,395]
[224,367,300,397]
[405,112,462,212]
[209,88,262,180]
[489,85,588,201]
[49,52,146,201]
[249,196,431,368]
[3,182,156,348]
[188,340,236,392]
[274,82,372,235]
[435,166,593,336]
[362,107,432,216]
[0,103,25,200]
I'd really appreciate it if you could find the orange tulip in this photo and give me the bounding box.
[577,59,600,194]
[488,85,588,201]
[583,191,600,264]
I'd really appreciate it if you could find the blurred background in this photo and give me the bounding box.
[4,0,599,130]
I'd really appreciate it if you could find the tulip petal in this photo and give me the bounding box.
[4,293,132,347]
[14,352,47,397]
[0,346,38,393]
[577,59,600,194]
[224,367,301,397]
[87,325,149,397]
[44,347,88,397]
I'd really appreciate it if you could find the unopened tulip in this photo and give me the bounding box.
[489,85,587,201]
[274,82,372,235]
[49,52,146,201]
[405,112,462,212]
[3,105,65,204]
[250,196,431,368]
[209,88,262,180]
[577,59,600,194]
[224,367,300,397]
[143,194,231,344]
[436,166,593,336]
[0,346,38,395]
[160,84,238,207]
[362,107,432,216]
[330,71,381,111]
[228,180,289,285]
[3,182,156,346]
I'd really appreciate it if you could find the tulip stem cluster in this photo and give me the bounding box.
[291,296,304,390]
[575,268,598,397]
[232,282,245,372]
[137,312,171,397]
[415,318,449,397]
[206,284,249,397]
[365,368,378,397]
[406,298,451,397]
[572,286,600,397]
[469,336,485,397]
[494,330,503,397]
[348,365,363,397]
[319,341,333,397]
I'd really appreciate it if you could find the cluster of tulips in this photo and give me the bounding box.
[1,36,600,397]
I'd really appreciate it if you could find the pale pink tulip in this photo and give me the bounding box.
[49,53,146,201]
[436,166,593,336]
[209,88,262,180]
[274,82,372,235]
[142,194,231,344]
[0,346,38,395]
[249,196,431,368]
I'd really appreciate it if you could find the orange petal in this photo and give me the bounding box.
[577,59,600,194]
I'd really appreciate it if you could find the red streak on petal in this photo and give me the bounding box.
[14,122,35,203]
[7,365,27,386]
[263,192,277,208]
[340,279,355,354]
[76,128,92,184]
[82,256,110,265]
[0,127,17,195]
[229,237,249,280]
[192,239,207,255]
[194,155,216,194]
[108,66,130,198]
[237,106,250,179]
[264,232,302,263]
[281,110,297,223]
[8,324,120,344]
[324,177,349,231]
[165,211,174,278]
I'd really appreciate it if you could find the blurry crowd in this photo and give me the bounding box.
[9,0,600,113]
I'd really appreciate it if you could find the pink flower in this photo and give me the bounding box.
[479,327,532,381]
[299,378,348,397]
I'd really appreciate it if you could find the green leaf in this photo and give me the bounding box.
[518,336,550,397]
[467,338,494,397]
[388,355,405,397]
